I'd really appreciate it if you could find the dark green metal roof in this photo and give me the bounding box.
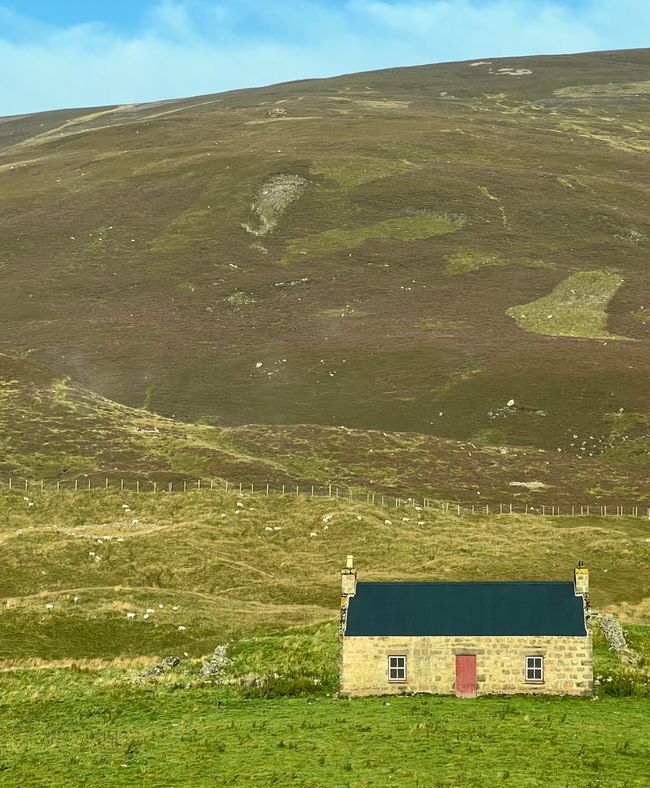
[345,582,587,637]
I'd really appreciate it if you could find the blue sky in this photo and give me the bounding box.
[1,1,648,115]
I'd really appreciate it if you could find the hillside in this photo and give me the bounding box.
[0,48,649,487]
[2,353,649,504]
[1,488,648,663]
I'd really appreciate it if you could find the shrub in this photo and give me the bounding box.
[240,675,324,699]
[597,670,650,698]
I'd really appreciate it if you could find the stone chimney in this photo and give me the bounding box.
[574,561,589,604]
[341,554,357,598]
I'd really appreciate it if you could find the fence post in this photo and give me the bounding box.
[75,479,78,491]
[168,482,173,493]
[153,481,158,493]
[8,478,11,490]
[267,484,270,496]
[105,477,109,489]
[282,485,285,496]
[210,479,214,490]
[57,480,60,491]
[136,481,140,493]
[296,486,299,496]
[41,480,45,491]
[120,479,124,491]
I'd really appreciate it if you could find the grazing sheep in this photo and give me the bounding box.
[127,612,136,619]
[177,625,187,632]
[45,603,54,610]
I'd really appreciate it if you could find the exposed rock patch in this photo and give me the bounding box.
[200,644,232,677]
[242,174,307,236]
[592,612,641,667]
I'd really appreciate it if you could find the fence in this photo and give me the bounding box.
[2,476,650,520]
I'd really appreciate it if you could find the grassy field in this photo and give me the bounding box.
[1,676,649,786]
[2,487,649,785]
[1,487,649,663]
[1,621,649,787]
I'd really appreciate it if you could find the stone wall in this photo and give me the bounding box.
[340,634,592,697]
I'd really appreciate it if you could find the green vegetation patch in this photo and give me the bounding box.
[445,249,552,277]
[506,271,628,340]
[284,213,464,261]
[310,156,416,187]
[554,81,650,98]
[1,668,650,787]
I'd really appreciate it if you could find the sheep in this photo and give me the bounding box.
[45,603,54,610]
[177,625,187,632]
[127,612,136,619]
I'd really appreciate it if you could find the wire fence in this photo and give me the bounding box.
[2,476,650,520]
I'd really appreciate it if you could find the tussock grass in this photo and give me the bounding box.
[1,488,649,663]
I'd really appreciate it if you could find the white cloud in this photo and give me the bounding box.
[0,0,648,116]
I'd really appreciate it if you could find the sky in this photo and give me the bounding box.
[1,0,649,116]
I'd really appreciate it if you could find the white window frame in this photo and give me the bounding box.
[388,655,407,683]
[525,655,544,683]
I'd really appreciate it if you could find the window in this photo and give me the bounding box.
[525,655,544,683]
[388,655,406,682]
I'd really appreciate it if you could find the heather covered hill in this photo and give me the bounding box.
[1,353,649,504]
[0,49,649,469]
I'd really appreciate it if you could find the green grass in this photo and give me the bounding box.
[310,156,416,187]
[284,213,464,261]
[1,666,649,786]
[444,250,552,277]
[1,619,648,785]
[506,271,628,340]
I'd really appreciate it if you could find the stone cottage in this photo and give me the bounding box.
[339,557,592,697]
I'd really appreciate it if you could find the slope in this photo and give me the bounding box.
[0,49,649,464]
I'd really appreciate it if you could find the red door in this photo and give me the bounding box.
[455,655,477,698]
